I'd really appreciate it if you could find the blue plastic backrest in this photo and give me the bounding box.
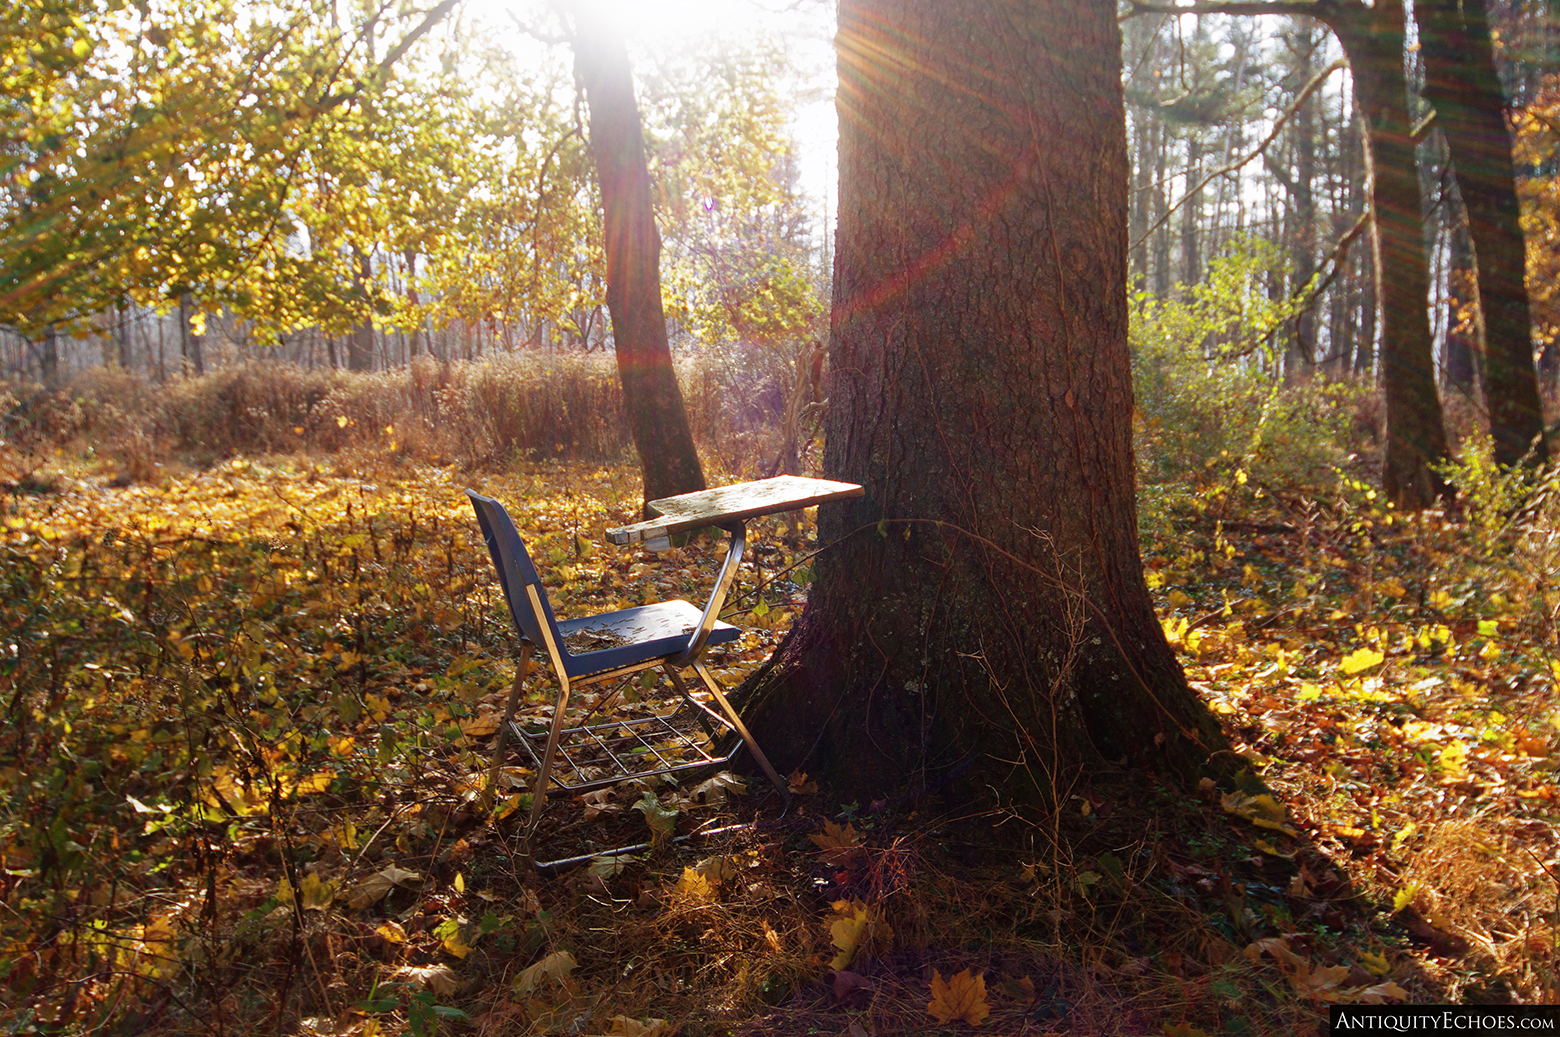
[466,490,564,651]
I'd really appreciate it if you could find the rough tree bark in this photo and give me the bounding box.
[1415,0,1549,468]
[573,0,705,510]
[740,0,1229,802]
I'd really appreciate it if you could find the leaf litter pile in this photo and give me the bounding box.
[1,457,1556,1035]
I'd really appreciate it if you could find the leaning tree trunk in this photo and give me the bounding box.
[1415,0,1549,468]
[740,0,1228,803]
[573,0,705,510]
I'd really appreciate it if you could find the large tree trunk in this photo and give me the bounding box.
[573,0,705,510]
[740,0,1228,802]
[1415,0,1548,468]
[1328,0,1451,507]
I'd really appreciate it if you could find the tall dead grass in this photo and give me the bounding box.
[1,353,788,480]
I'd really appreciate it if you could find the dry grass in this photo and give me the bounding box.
[1,352,804,488]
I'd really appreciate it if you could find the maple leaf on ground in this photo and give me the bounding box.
[787,769,819,794]
[672,866,714,903]
[928,968,991,1026]
[810,819,866,867]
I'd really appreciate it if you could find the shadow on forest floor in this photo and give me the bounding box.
[0,457,1555,1035]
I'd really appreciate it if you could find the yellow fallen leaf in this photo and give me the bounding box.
[442,922,474,959]
[459,713,500,737]
[299,870,336,910]
[674,867,714,903]
[927,968,991,1027]
[375,921,407,944]
[1359,949,1390,976]
[829,898,892,973]
[1339,647,1384,675]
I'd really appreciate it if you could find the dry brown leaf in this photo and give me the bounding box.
[579,788,621,820]
[810,819,862,850]
[392,964,459,997]
[927,968,991,1027]
[606,1016,676,1037]
[459,712,500,737]
[347,863,422,910]
[690,771,746,805]
[787,769,819,795]
[513,950,577,995]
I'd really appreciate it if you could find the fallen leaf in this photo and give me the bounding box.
[787,770,819,795]
[762,922,782,953]
[1245,937,1306,970]
[927,968,991,1027]
[588,854,638,880]
[374,921,407,944]
[392,964,459,997]
[673,867,714,903]
[1000,974,1036,1003]
[690,771,747,805]
[459,712,500,737]
[513,950,577,995]
[299,870,336,910]
[1339,647,1384,675]
[580,788,621,819]
[347,863,423,910]
[632,792,678,845]
[693,855,737,884]
[810,819,862,850]
[1358,949,1390,976]
[829,969,875,1001]
[607,1016,676,1037]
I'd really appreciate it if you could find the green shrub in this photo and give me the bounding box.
[1132,239,1361,492]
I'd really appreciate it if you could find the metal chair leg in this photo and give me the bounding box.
[691,660,791,806]
[484,644,531,810]
[522,675,573,851]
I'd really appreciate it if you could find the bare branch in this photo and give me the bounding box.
[1131,57,1346,252]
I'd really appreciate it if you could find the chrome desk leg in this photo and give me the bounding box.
[692,660,790,805]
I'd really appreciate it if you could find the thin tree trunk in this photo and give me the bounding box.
[178,293,205,377]
[573,0,705,510]
[349,250,375,372]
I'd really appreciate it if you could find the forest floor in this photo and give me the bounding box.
[1,456,1557,1036]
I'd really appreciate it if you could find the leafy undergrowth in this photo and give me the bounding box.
[0,456,1555,1036]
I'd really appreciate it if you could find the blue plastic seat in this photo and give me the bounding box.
[466,490,784,850]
